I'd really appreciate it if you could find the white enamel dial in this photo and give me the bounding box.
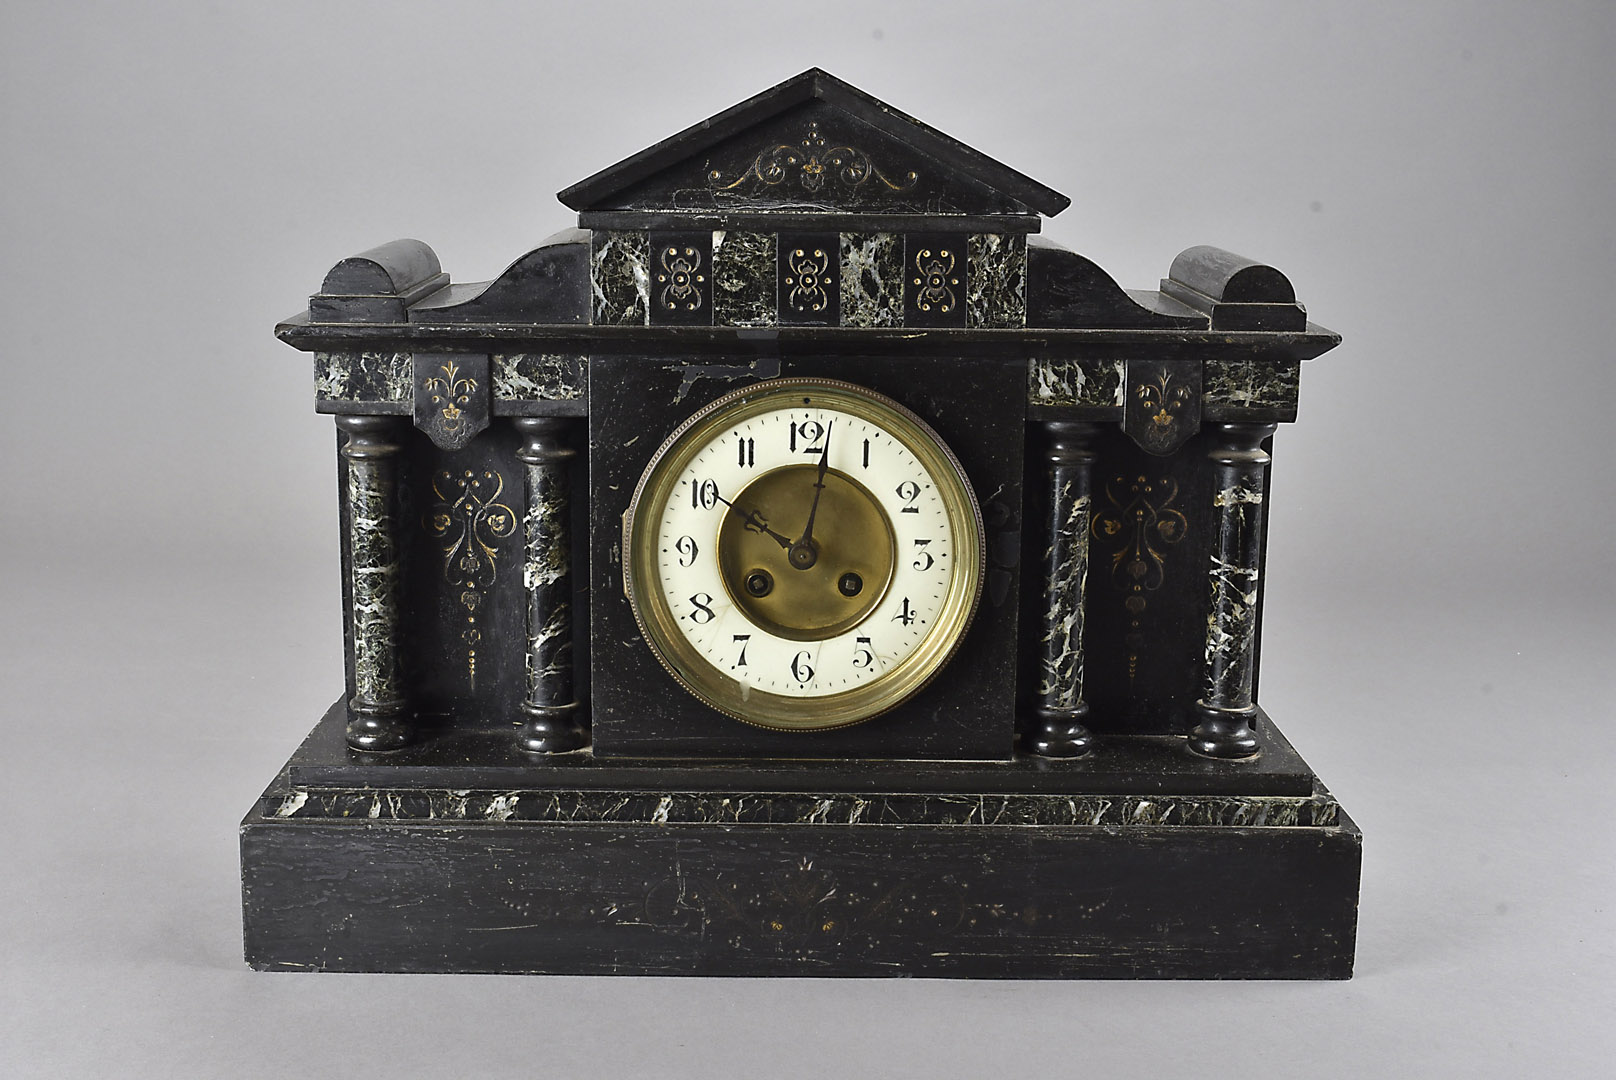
[623,378,984,731]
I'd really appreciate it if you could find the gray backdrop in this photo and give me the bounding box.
[3,1,1612,1076]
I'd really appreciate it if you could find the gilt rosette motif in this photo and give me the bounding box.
[784,245,832,313]
[656,245,706,312]
[911,246,959,314]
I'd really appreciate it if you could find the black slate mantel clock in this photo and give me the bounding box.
[241,68,1360,978]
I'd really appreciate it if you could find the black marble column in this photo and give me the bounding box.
[514,418,588,753]
[1190,422,1277,759]
[337,415,412,751]
[1029,421,1098,757]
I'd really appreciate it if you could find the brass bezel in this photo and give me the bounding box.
[623,377,985,732]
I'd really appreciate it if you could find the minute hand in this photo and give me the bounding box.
[796,421,833,550]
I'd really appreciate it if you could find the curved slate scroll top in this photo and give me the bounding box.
[1027,237,1205,330]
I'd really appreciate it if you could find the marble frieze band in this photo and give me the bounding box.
[266,786,1342,828]
[590,229,1028,329]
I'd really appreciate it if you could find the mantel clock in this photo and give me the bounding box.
[241,69,1361,978]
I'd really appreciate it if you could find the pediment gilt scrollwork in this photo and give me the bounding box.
[710,121,918,197]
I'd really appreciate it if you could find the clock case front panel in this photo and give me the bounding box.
[589,354,1024,760]
[250,68,1358,979]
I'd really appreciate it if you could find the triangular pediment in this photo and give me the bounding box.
[559,69,1069,225]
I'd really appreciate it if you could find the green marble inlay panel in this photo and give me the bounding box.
[315,351,412,403]
[1028,358,1125,407]
[1203,359,1301,410]
[712,230,777,326]
[493,354,587,401]
[967,234,1026,328]
[590,231,649,325]
[840,232,902,328]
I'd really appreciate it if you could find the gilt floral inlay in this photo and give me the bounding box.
[912,247,959,313]
[710,121,918,196]
[656,245,706,312]
[1093,476,1188,684]
[424,359,476,438]
[1124,360,1202,455]
[784,246,832,313]
[427,470,517,691]
[1137,371,1192,433]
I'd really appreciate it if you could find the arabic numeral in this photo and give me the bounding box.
[896,480,921,513]
[790,651,814,684]
[732,634,750,667]
[912,538,934,571]
[892,597,917,626]
[689,593,715,623]
[736,437,754,468]
[862,438,871,469]
[790,419,824,454]
[689,479,719,509]
[675,535,699,567]
[853,636,874,668]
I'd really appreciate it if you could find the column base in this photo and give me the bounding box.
[1027,703,1095,758]
[518,701,589,754]
[1188,702,1260,759]
[345,704,413,752]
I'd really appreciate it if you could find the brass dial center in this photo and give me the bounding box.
[717,464,895,641]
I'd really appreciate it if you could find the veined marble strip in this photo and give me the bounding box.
[493,354,586,401]
[315,351,412,403]
[840,232,903,327]
[590,231,649,325]
[967,234,1026,328]
[1203,359,1301,410]
[1203,480,1265,703]
[523,454,573,703]
[268,788,1340,828]
[1029,358,1126,407]
[1037,488,1090,707]
[712,230,777,326]
[346,456,402,707]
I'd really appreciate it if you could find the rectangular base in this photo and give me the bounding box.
[241,708,1361,978]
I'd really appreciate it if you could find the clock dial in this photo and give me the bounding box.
[623,378,984,731]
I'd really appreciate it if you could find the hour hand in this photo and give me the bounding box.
[713,493,792,549]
